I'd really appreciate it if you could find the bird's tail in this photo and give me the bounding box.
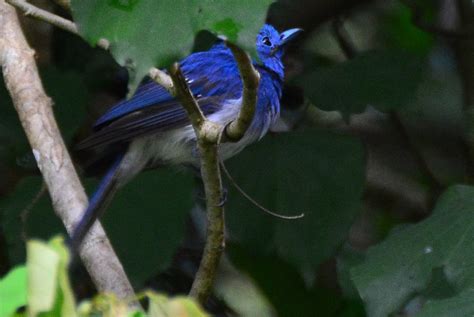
[69,152,125,252]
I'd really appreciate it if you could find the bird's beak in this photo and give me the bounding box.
[280,28,303,46]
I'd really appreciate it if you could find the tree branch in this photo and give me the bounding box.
[0,0,136,301]
[5,0,111,50]
[169,64,225,304]
[223,41,260,141]
[6,0,77,34]
[149,67,175,96]
[165,42,260,304]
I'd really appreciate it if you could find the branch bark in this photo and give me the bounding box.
[166,42,260,303]
[5,0,112,50]
[0,0,136,301]
[6,0,77,34]
[168,64,226,304]
[224,41,260,141]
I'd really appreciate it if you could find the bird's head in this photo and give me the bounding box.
[256,24,302,78]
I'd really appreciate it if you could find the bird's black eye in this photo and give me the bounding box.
[262,36,272,46]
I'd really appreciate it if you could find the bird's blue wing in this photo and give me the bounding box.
[76,97,224,150]
[94,44,242,127]
[94,80,173,127]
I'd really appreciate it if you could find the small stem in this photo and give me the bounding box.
[5,0,110,50]
[169,63,206,132]
[6,0,78,34]
[224,41,260,142]
[169,63,225,304]
[149,67,175,96]
[189,140,225,303]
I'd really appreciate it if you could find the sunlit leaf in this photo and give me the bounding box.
[0,266,27,317]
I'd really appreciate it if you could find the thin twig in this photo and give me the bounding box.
[169,64,225,304]
[220,161,304,219]
[6,0,78,34]
[149,67,175,96]
[5,0,111,50]
[223,41,260,141]
[166,40,261,303]
[0,1,137,302]
[169,64,206,132]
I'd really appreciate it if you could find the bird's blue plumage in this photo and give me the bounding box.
[71,24,302,249]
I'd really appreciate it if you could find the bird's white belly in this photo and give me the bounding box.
[135,98,264,164]
[118,98,271,184]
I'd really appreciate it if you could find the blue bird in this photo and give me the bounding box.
[71,24,302,249]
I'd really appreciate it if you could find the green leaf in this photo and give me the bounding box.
[71,0,273,92]
[351,185,474,317]
[0,266,27,317]
[299,51,424,114]
[48,237,77,317]
[226,129,364,280]
[99,167,194,286]
[27,240,60,316]
[416,289,474,317]
[27,237,77,317]
[145,292,208,317]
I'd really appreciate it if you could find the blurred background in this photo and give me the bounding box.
[1,0,473,316]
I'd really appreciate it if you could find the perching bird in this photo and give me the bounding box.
[71,24,302,249]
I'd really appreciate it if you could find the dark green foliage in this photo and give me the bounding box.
[351,186,474,317]
[226,129,365,280]
[299,51,425,114]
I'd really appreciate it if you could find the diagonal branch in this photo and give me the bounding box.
[224,41,260,141]
[6,0,78,34]
[0,0,136,302]
[6,0,114,51]
[169,64,225,304]
[167,41,260,303]
[169,63,207,132]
